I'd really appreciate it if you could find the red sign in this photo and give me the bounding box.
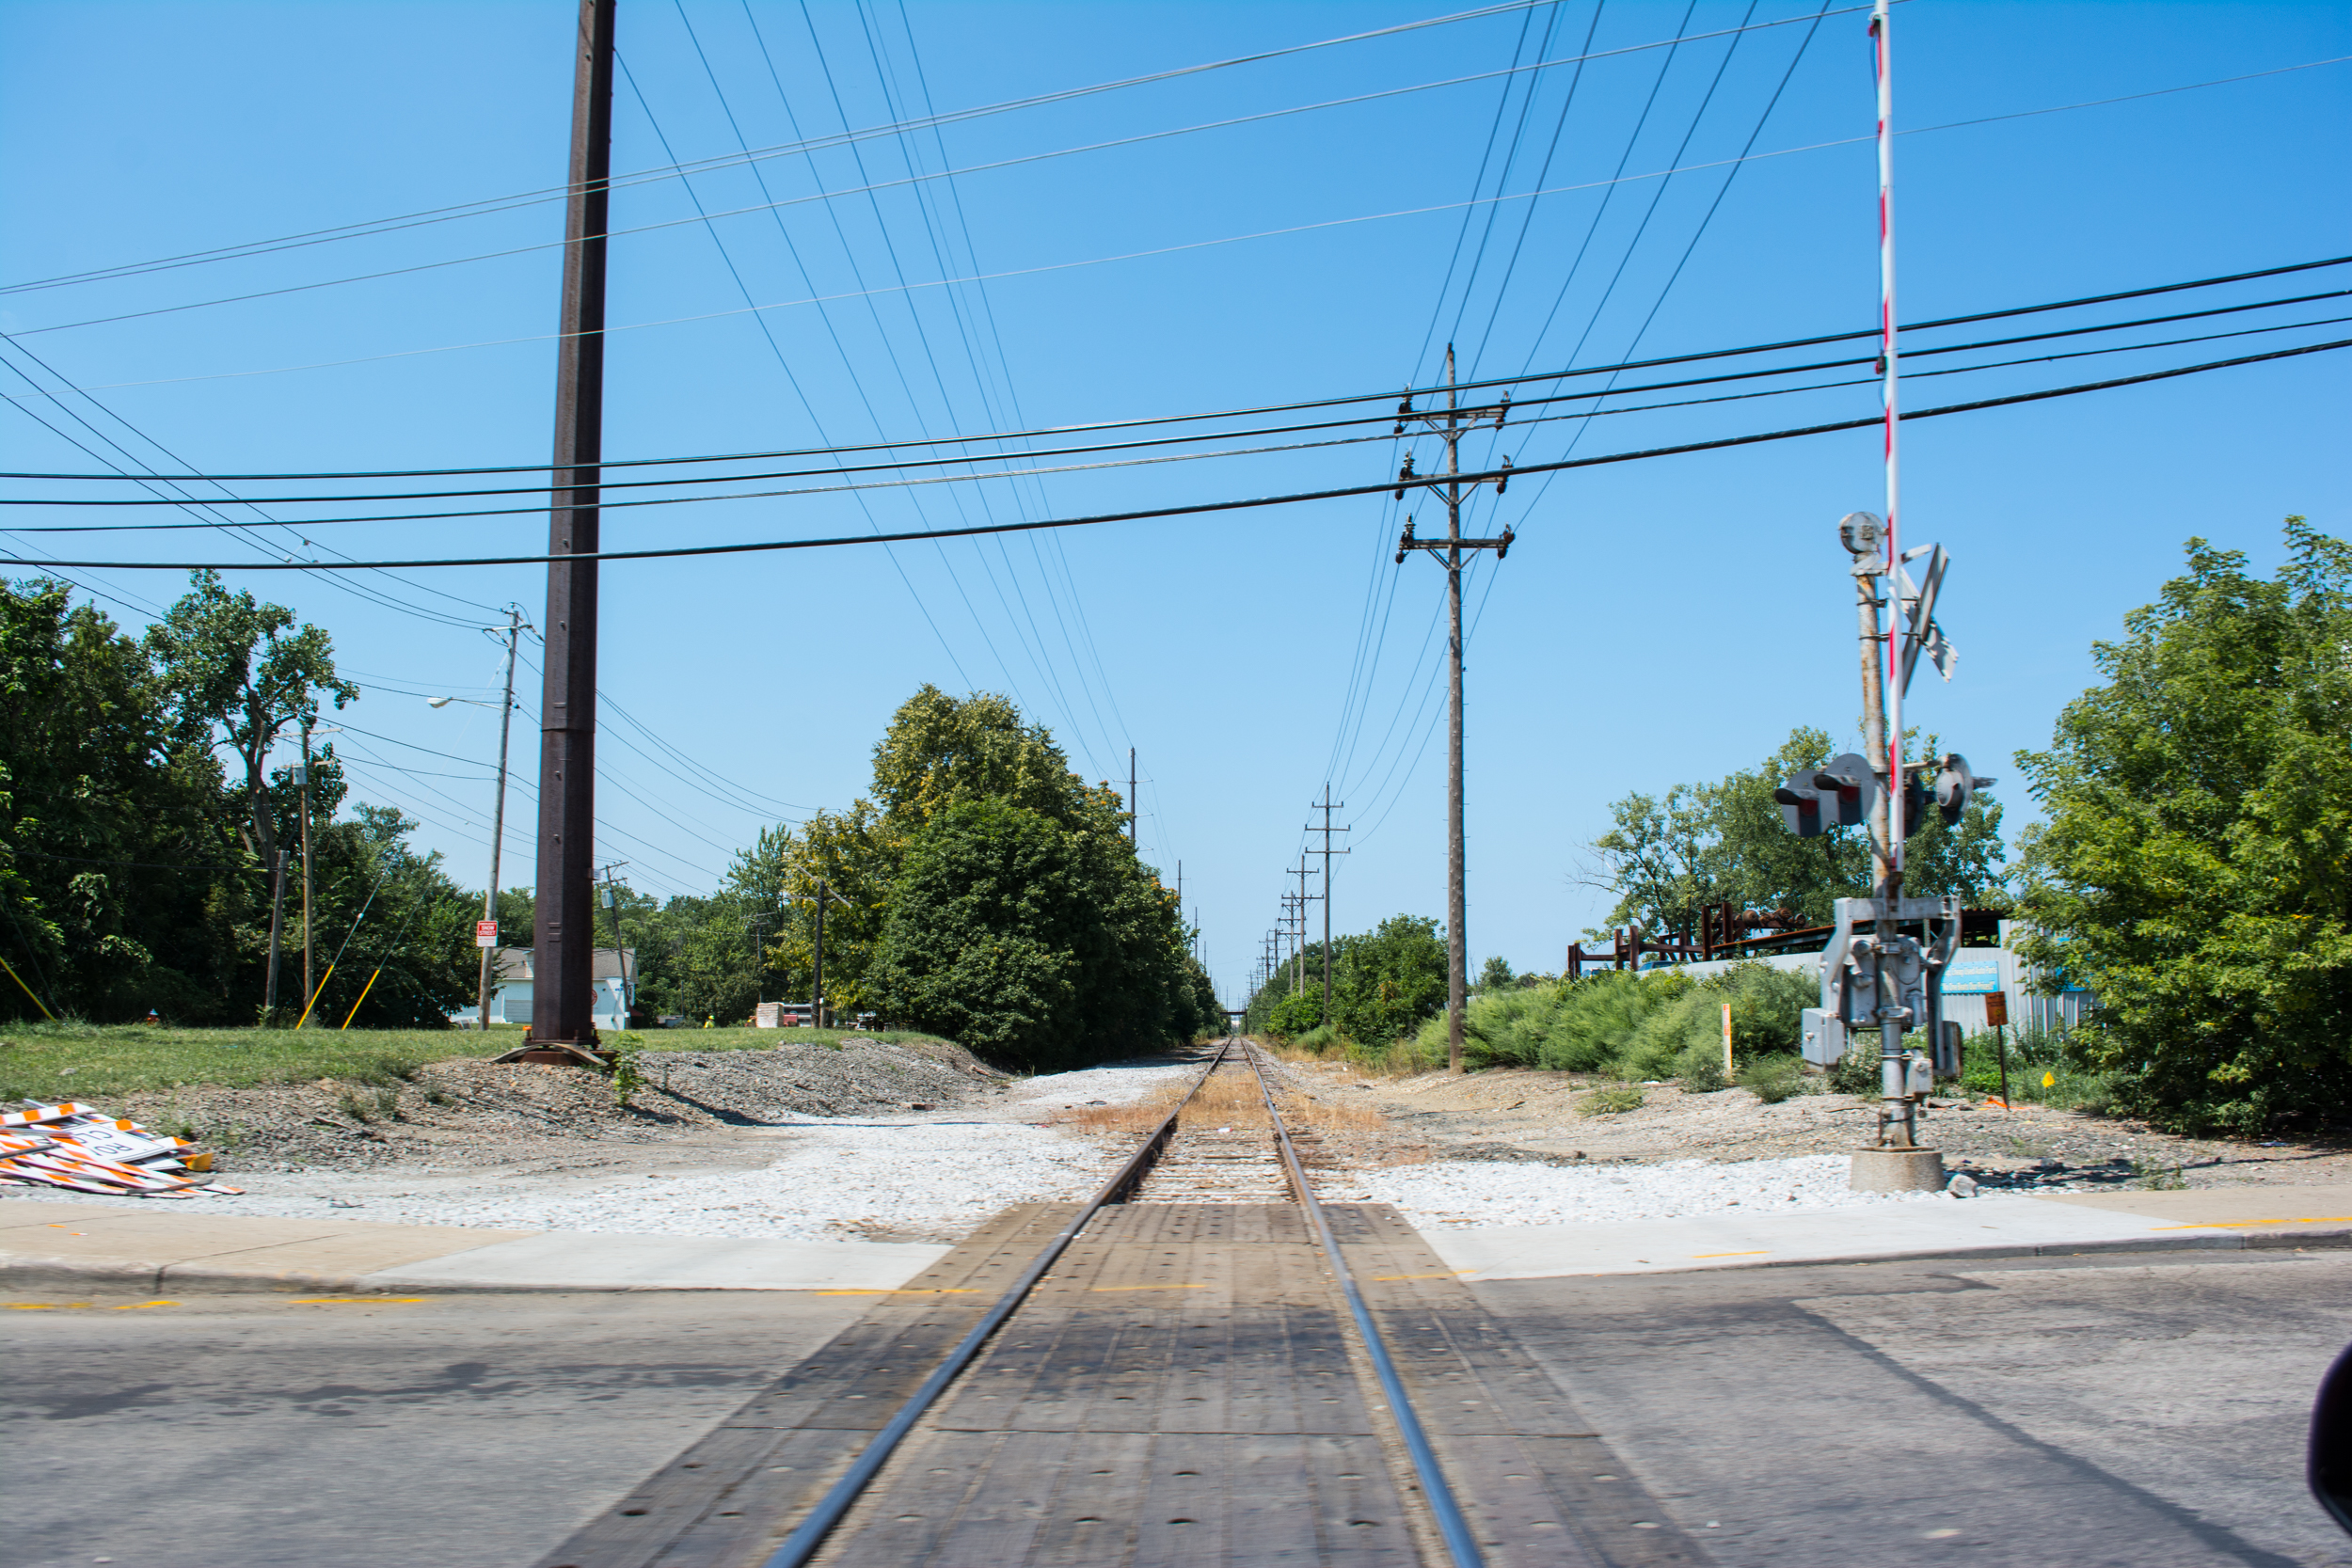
[475,919,499,948]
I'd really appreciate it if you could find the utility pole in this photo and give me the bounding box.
[1127,748,1137,845]
[530,0,616,1061]
[794,879,850,1028]
[595,861,630,1026]
[478,607,523,1033]
[1394,344,1513,1071]
[1307,785,1349,1023]
[299,717,314,1025]
[745,911,771,1007]
[1291,859,1318,999]
[263,848,288,1019]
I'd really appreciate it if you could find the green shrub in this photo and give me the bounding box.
[1578,1084,1646,1116]
[1739,1053,1811,1103]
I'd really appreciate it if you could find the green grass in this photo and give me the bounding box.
[1577,1084,1647,1117]
[0,1020,958,1101]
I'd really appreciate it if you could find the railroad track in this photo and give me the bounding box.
[541,1039,1692,1568]
[737,1037,1484,1567]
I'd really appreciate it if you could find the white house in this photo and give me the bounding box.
[453,947,635,1031]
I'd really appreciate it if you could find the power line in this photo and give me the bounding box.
[24,305,2340,534]
[16,253,2343,484]
[2,0,1583,300]
[13,336,2338,574]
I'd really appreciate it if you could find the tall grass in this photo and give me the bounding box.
[0,1019,959,1101]
[1400,962,1820,1084]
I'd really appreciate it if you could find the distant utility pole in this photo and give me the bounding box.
[794,879,851,1027]
[744,911,771,1006]
[530,0,615,1060]
[1127,748,1137,844]
[594,861,630,1022]
[299,716,314,1024]
[1306,785,1349,1024]
[1394,344,1513,1072]
[478,607,524,1033]
[1291,859,1318,999]
[263,848,289,1017]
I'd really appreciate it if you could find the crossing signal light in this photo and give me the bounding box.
[1932,752,1993,827]
[1772,752,1875,837]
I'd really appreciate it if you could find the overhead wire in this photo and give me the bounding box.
[14,336,2343,572]
[15,281,2344,520]
[616,43,989,697]
[2,0,1592,300]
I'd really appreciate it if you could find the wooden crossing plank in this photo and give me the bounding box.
[813,1203,1412,1567]
[546,1193,1714,1568]
[534,1204,1079,1568]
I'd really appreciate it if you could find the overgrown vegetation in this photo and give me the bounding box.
[1584,724,2009,937]
[0,574,478,1027]
[2013,518,2352,1135]
[1260,950,1830,1091]
[1245,914,1449,1052]
[0,1019,960,1101]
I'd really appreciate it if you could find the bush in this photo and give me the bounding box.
[1286,1023,1342,1055]
[1578,1085,1646,1116]
[1739,1053,1811,1103]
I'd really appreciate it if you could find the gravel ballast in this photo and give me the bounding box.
[1336,1154,1950,1228]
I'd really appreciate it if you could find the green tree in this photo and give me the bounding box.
[2014,518,2352,1132]
[1248,916,1449,1044]
[0,578,245,1021]
[294,806,477,1028]
[144,569,356,877]
[1587,725,2007,937]
[868,799,1091,1064]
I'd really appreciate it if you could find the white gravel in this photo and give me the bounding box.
[65,1120,1116,1242]
[1333,1154,1955,1228]
[1009,1059,1196,1108]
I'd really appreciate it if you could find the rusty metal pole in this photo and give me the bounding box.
[530,0,614,1058]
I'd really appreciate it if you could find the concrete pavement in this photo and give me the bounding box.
[0,1197,949,1293]
[1427,1183,2352,1280]
[5,1184,2347,1294]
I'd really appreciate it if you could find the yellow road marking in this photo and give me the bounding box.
[1692,1251,1772,1259]
[812,1288,980,1296]
[1089,1283,1209,1292]
[115,1300,179,1309]
[2149,1216,2352,1231]
[1370,1271,1473,1281]
[291,1296,428,1305]
[7,1302,87,1309]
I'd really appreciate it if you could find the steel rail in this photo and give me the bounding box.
[756,1038,1235,1568]
[1244,1041,1490,1568]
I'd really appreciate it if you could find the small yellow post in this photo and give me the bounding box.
[340,969,384,1029]
[1722,1002,1735,1077]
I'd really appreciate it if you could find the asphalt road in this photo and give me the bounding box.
[1,1288,867,1568]
[1478,1248,2352,1568]
[7,1248,2349,1568]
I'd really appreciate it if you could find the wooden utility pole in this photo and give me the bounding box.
[478,608,523,1032]
[299,718,314,1023]
[1127,748,1137,844]
[529,0,615,1059]
[1307,785,1348,1024]
[1394,346,1512,1070]
[263,848,288,1018]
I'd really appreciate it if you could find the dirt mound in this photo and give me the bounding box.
[111,1037,1007,1173]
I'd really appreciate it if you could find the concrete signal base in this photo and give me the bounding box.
[1851,1148,1947,1193]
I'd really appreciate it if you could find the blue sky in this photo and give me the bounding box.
[2,0,2345,1007]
